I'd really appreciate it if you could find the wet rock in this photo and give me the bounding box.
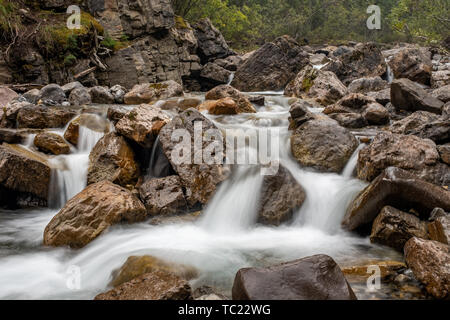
[61,81,83,95]
[432,85,450,103]
[387,48,432,85]
[17,105,77,129]
[193,286,229,300]
[285,65,347,105]
[370,206,429,251]
[139,176,187,216]
[357,132,447,185]
[38,84,66,105]
[0,87,19,106]
[323,43,387,85]
[159,108,229,206]
[404,237,450,299]
[248,95,265,106]
[64,114,110,147]
[330,113,368,129]
[291,117,358,173]
[69,87,92,106]
[124,81,183,105]
[0,128,26,144]
[231,36,309,92]
[110,255,198,288]
[43,181,147,248]
[205,85,256,113]
[0,144,50,207]
[288,100,316,129]
[257,166,306,226]
[348,76,388,94]
[115,104,170,148]
[391,78,444,114]
[232,255,357,300]
[87,132,139,187]
[94,270,192,300]
[34,132,70,155]
[178,98,202,110]
[342,167,450,232]
[110,85,126,104]
[89,86,115,104]
[362,103,390,125]
[193,18,234,63]
[200,98,239,115]
[428,214,450,245]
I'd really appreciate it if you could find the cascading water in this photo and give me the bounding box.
[0,95,401,300]
[227,72,235,85]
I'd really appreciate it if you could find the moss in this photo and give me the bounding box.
[64,54,77,66]
[149,83,169,90]
[301,70,317,93]
[174,16,189,29]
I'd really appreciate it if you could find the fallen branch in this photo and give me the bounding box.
[73,66,97,80]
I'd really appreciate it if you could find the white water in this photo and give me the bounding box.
[0,95,400,300]
[227,72,235,85]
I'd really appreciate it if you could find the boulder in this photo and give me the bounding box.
[387,48,433,85]
[390,111,440,136]
[89,86,115,104]
[257,166,306,226]
[391,78,444,114]
[199,62,232,90]
[178,98,202,110]
[248,95,265,106]
[357,132,448,185]
[106,105,130,124]
[370,206,429,251]
[232,255,356,300]
[110,84,127,104]
[337,93,376,110]
[0,128,27,144]
[205,85,256,113]
[94,270,192,300]
[323,43,387,85]
[124,81,183,105]
[404,237,450,299]
[115,104,170,148]
[432,70,450,89]
[288,100,316,129]
[284,65,347,105]
[17,105,77,129]
[23,89,41,104]
[69,87,92,106]
[347,76,388,93]
[342,167,450,232]
[199,98,239,115]
[438,144,450,165]
[214,55,243,71]
[0,87,19,106]
[362,103,390,125]
[367,88,391,106]
[432,85,450,103]
[61,81,84,95]
[329,113,368,129]
[0,144,50,208]
[0,101,33,128]
[193,18,234,63]
[159,108,229,206]
[429,214,450,245]
[110,255,198,287]
[291,117,358,173]
[38,84,66,105]
[34,132,70,155]
[43,181,147,248]
[87,132,139,187]
[231,36,309,92]
[64,114,110,146]
[139,176,187,216]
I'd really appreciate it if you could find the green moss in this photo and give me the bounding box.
[301,70,317,93]
[175,16,189,29]
[64,54,77,66]
[149,83,169,90]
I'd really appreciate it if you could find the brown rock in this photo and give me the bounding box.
[341,260,406,282]
[139,176,187,216]
[87,133,139,187]
[43,181,147,248]
[115,104,170,148]
[205,85,256,113]
[17,105,77,129]
[0,87,18,106]
[64,114,110,146]
[342,167,450,232]
[370,206,429,251]
[124,81,183,105]
[34,132,70,155]
[232,255,357,300]
[432,85,450,103]
[330,113,368,129]
[338,93,376,109]
[201,98,239,115]
[362,103,390,125]
[429,214,450,245]
[94,270,192,300]
[404,237,450,299]
[438,144,450,165]
[347,76,388,94]
[387,48,432,85]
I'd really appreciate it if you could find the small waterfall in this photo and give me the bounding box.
[342,144,366,178]
[385,58,394,83]
[227,72,235,85]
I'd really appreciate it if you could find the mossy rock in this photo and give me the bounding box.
[175,16,189,29]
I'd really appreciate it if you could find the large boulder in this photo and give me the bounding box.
[232,255,357,300]
[362,102,390,125]
[357,132,448,185]
[347,76,388,94]
[43,181,147,248]
[391,78,444,114]
[159,108,229,206]
[94,270,192,300]
[205,85,256,113]
[370,206,429,251]
[288,100,316,130]
[34,132,71,155]
[89,86,115,104]
[0,87,19,106]
[390,111,440,135]
[38,84,66,105]
[69,87,92,106]
[0,144,50,208]
[193,18,234,63]
[231,36,309,92]
[87,132,139,187]
[284,65,347,106]
[386,47,432,85]
[323,43,387,85]
[198,62,232,90]
[1,101,34,128]
[404,237,450,299]
[139,176,187,216]
[110,255,197,287]
[115,104,170,148]
[291,117,358,173]
[17,105,77,129]
[124,81,183,105]
[257,166,306,226]
[342,167,450,232]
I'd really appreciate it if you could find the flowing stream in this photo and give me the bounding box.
[0,94,401,300]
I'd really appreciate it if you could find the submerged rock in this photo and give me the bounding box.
[43,181,147,248]
[232,255,357,300]
[34,132,70,155]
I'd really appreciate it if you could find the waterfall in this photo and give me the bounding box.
[342,143,366,178]
[385,58,394,83]
[227,72,235,85]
